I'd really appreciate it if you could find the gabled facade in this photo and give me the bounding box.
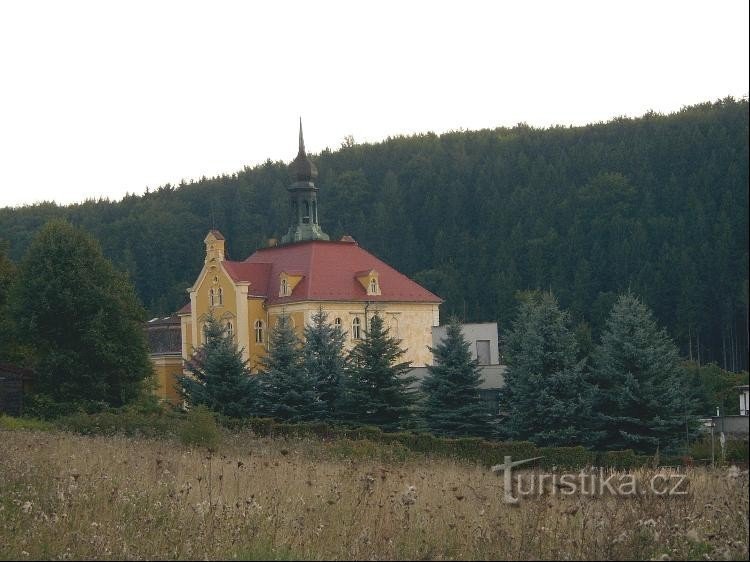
[151,122,442,400]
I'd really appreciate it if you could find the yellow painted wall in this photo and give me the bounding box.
[265,301,439,367]
[152,355,184,404]
[246,297,267,371]
[194,263,238,336]
[180,314,193,360]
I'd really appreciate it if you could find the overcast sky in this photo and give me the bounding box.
[0,0,747,208]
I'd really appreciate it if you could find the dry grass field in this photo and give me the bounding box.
[1,429,748,561]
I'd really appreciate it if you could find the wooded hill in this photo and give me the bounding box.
[0,98,747,371]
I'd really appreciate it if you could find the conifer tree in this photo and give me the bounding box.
[420,318,492,437]
[179,314,259,417]
[13,220,152,408]
[591,292,695,453]
[302,307,349,418]
[499,291,600,447]
[257,314,323,422]
[340,314,417,431]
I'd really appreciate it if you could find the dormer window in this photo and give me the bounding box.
[356,269,381,296]
[278,272,303,297]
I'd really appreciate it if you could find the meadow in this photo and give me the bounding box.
[1,428,748,561]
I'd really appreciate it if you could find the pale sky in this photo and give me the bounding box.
[0,0,747,208]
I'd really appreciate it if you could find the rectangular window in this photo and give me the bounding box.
[476,340,491,365]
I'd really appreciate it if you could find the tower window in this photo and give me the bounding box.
[352,317,361,340]
[254,320,264,343]
[303,201,310,224]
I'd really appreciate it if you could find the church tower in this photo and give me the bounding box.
[280,120,330,244]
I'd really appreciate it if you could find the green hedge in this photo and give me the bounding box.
[214,415,652,469]
[689,437,749,464]
[3,408,669,469]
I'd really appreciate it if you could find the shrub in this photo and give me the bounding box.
[0,414,53,431]
[55,408,182,438]
[689,437,749,464]
[179,406,222,450]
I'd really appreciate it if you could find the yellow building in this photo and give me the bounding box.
[150,123,441,400]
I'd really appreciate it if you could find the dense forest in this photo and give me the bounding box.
[0,98,747,371]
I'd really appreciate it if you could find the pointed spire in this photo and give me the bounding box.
[289,117,317,183]
[298,117,305,156]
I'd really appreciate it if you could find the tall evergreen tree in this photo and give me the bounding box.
[13,220,152,408]
[420,318,492,437]
[591,292,696,453]
[499,291,600,447]
[258,314,323,422]
[179,314,259,417]
[302,307,349,418]
[340,314,417,431]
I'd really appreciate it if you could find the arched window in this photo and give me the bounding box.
[312,201,317,224]
[369,278,378,294]
[202,323,209,344]
[218,287,223,306]
[352,317,361,340]
[303,201,310,223]
[255,320,264,343]
[226,321,233,339]
[281,278,288,296]
[209,288,215,307]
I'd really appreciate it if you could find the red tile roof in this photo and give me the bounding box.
[174,240,442,314]
[221,262,273,296]
[243,240,441,305]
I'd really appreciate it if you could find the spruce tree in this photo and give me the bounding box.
[13,220,152,408]
[179,314,259,418]
[302,307,348,419]
[499,291,600,447]
[341,314,417,431]
[257,314,323,422]
[591,292,694,453]
[420,318,492,437]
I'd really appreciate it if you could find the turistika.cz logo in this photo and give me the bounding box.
[491,456,690,504]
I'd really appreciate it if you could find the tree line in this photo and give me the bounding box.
[0,98,747,371]
[181,289,744,455]
[1,221,745,455]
